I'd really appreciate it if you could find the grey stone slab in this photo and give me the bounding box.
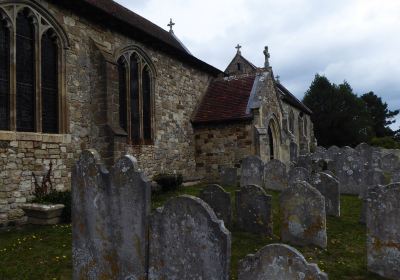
[367,183,400,279]
[236,184,273,236]
[240,155,264,187]
[263,159,288,191]
[149,195,231,280]
[295,154,312,172]
[288,167,310,185]
[382,153,400,173]
[312,146,328,161]
[238,243,328,280]
[310,172,340,217]
[356,143,382,170]
[200,184,232,229]
[220,167,237,186]
[392,169,400,183]
[280,181,327,248]
[327,145,340,161]
[312,158,329,174]
[72,150,150,280]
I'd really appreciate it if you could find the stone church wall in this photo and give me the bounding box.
[0,0,214,226]
[194,122,253,180]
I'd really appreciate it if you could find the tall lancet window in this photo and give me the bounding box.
[41,29,59,133]
[0,18,10,130]
[16,10,35,132]
[118,48,155,145]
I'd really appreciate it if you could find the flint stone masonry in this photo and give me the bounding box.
[263,159,288,191]
[149,195,231,280]
[200,184,232,229]
[220,167,238,186]
[72,150,151,280]
[240,156,264,187]
[288,167,310,185]
[236,184,273,236]
[238,243,328,280]
[367,183,400,279]
[280,181,327,248]
[310,172,340,217]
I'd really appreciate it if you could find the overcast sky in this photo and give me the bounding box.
[116,0,400,130]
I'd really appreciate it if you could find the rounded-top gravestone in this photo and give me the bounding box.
[263,159,288,191]
[240,155,264,187]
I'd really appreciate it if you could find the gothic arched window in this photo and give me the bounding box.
[304,116,308,137]
[118,48,155,144]
[288,110,295,133]
[0,18,10,130]
[0,4,68,134]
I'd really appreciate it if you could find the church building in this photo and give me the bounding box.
[0,0,314,226]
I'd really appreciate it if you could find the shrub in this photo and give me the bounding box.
[370,136,400,149]
[33,190,71,223]
[153,172,183,192]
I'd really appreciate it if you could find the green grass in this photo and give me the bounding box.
[0,185,387,280]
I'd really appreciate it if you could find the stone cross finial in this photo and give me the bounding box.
[168,18,175,33]
[235,44,242,54]
[264,46,270,68]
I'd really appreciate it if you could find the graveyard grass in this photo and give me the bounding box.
[0,184,387,280]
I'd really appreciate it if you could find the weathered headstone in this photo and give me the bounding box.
[236,185,273,236]
[199,184,232,228]
[310,172,340,217]
[220,167,237,186]
[367,183,400,279]
[280,181,327,248]
[72,150,151,280]
[149,195,231,280]
[288,167,310,185]
[290,141,298,162]
[382,153,400,173]
[312,146,328,161]
[356,143,382,170]
[295,154,312,172]
[240,156,264,187]
[392,169,400,183]
[311,158,328,174]
[327,145,340,161]
[263,159,288,191]
[238,243,328,280]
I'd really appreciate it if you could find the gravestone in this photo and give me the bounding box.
[290,142,298,162]
[356,143,382,170]
[240,156,264,187]
[382,153,400,173]
[288,167,310,185]
[367,183,400,279]
[238,243,328,280]
[220,167,237,186]
[312,146,328,161]
[200,184,232,228]
[392,169,400,183]
[311,158,328,174]
[72,150,151,280]
[310,172,340,217]
[327,145,340,161]
[236,185,273,236]
[295,155,312,172]
[263,159,288,191]
[280,181,327,248]
[149,195,231,280]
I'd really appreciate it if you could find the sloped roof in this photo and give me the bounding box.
[276,83,312,115]
[50,0,221,76]
[193,75,256,125]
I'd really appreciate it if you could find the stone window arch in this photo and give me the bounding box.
[0,2,69,134]
[298,112,304,137]
[117,46,156,145]
[288,110,295,133]
[304,116,308,137]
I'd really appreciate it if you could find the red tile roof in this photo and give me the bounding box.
[193,75,256,125]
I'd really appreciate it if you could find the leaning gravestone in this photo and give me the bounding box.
[149,195,231,280]
[381,153,400,173]
[310,172,340,217]
[200,184,232,229]
[72,150,150,280]
[263,159,288,191]
[288,167,310,185]
[238,243,328,280]
[220,167,237,186]
[367,183,400,279]
[236,185,273,236]
[280,181,327,248]
[240,155,264,187]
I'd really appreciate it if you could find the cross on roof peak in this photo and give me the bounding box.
[167,18,175,33]
[235,44,242,54]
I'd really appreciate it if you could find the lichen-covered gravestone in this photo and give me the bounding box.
[310,172,340,217]
[236,184,273,236]
[149,195,231,280]
[220,167,237,186]
[263,159,288,191]
[238,243,328,280]
[240,155,264,187]
[381,153,400,173]
[288,167,310,185]
[356,143,382,170]
[367,183,400,279]
[200,184,232,228]
[280,181,327,248]
[327,145,340,161]
[72,150,150,280]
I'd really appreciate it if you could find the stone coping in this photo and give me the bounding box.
[21,203,65,211]
[0,131,71,143]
